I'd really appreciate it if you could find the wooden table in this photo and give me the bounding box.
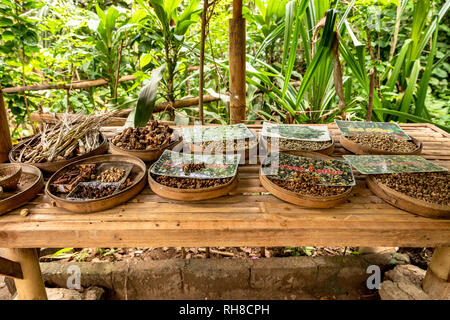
[1,123,449,300]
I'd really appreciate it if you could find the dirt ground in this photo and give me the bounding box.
[38,246,432,267]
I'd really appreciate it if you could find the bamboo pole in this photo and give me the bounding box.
[423,247,450,299]
[228,0,246,124]
[6,248,47,300]
[0,86,12,163]
[2,75,137,94]
[199,0,209,124]
[30,94,222,125]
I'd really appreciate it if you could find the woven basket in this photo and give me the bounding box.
[0,164,22,191]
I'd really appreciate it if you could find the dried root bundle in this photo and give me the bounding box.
[16,113,111,163]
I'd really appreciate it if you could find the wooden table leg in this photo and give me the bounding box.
[6,248,47,300]
[423,247,449,300]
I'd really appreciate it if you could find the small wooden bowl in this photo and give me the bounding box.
[148,167,239,201]
[110,137,183,162]
[9,131,108,173]
[261,135,335,156]
[340,135,422,155]
[259,152,353,208]
[0,164,44,215]
[0,164,22,191]
[366,175,450,219]
[46,154,147,213]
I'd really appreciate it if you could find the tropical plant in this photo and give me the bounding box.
[246,0,356,123]
[136,0,201,120]
[341,0,450,130]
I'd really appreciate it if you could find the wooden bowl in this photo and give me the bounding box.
[0,164,22,190]
[340,135,422,155]
[9,131,108,173]
[0,164,43,215]
[110,137,183,162]
[259,152,354,208]
[46,154,147,213]
[259,173,353,208]
[148,166,239,201]
[261,135,335,156]
[366,175,450,219]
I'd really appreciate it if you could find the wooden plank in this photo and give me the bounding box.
[0,123,449,249]
[0,256,23,279]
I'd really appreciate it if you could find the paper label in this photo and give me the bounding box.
[151,150,241,179]
[335,120,410,140]
[182,124,255,143]
[343,155,448,174]
[261,152,356,186]
[261,122,331,141]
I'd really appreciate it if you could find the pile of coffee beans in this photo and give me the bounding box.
[267,137,332,151]
[153,174,231,189]
[269,176,349,196]
[374,172,450,205]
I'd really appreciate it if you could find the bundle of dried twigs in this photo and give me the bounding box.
[17,112,111,163]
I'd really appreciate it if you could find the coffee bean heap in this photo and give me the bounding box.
[267,137,332,151]
[182,162,206,175]
[347,132,417,152]
[97,167,125,183]
[112,121,173,150]
[202,138,257,152]
[269,172,349,197]
[71,184,117,199]
[153,174,231,189]
[374,172,450,205]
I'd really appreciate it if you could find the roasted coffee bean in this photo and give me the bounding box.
[153,174,231,189]
[268,176,349,196]
[374,172,450,205]
[202,138,257,152]
[267,137,332,151]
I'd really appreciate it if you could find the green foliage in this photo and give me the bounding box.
[0,0,449,135]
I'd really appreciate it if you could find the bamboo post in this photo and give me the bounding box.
[198,0,209,124]
[0,86,13,163]
[6,248,47,300]
[423,247,449,299]
[229,0,246,124]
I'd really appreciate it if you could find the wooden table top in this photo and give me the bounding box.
[0,123,449,248]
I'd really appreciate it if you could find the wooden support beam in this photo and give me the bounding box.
[0,86,12,162]
[229,0,246,124]
[30,94,222,126]
[0,256,23,279]
[6,248,47,300]
[1,75,136,94]
[423,247,450,299]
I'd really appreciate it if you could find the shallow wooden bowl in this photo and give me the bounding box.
[110,137,183,162]
[46,154,147,213]
[261,135,335,156]
[366,175,450,219]
[0,164,22,190]
[340,135,422,155]
[148,167,239,201]
[259,173,353,208]
[0,164,43,215]
[9,131,108,173]
[259,152,353,208]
